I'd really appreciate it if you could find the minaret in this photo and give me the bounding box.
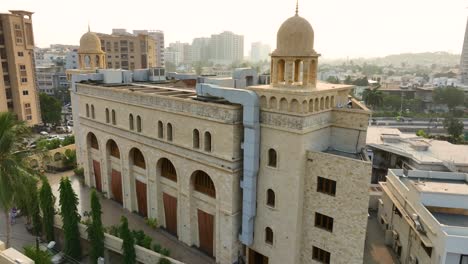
[461,17,468,85]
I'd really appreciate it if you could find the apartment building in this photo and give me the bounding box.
[133,30,165,67]
[0,10,41,125]
[378,169,468,264]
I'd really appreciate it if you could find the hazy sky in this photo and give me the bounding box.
[2,0,467,58]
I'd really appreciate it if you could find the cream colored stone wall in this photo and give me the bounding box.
[301,151,371,264]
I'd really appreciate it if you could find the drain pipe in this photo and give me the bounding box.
[196,83,260,246]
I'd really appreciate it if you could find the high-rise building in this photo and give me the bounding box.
[210,31,244,65]
[133,30,165,67]
[98,31,157,70]
[0,10,41,125]
[191,37,211,63]
[166,41,191,66]
[250,42,271,62]
[460,17,468,86]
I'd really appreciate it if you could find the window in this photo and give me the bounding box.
[105,108,110,123]
[132,148,146,169]
[109,140,120,158]
[193,129,200,149]
[193,170,215,198]
[24,103,32,120]
[317,177,336,196]
[17,52,24,57]
[267,189,275,207]
[90,134,99,149]
[460,255,468,264]
[268,148,277,167]
[86,104,90,117]
[204,132,212,152]
[421,242,432,257]
[265,227,273,245]
[21,77,28,83]
[129,114,134,130]
[22,90,28,95]
[160,158,177,182]
[91,105,95,119]
[315,212,334,232]
[137,116,142,132]
[312,247,330,264]
[158,121,164,138]
[165,123,173,141]
[112,110,116,125]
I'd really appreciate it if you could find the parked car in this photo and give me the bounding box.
[66,120,74,126]
[56,126,66,133]
[39,241,65,264]
[40,131,49,136]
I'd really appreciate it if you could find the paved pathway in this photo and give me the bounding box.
[47,171,214,264]
[364,212,399,264]
[0,210,36,251]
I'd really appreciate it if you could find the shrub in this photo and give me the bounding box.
[140,235,152,249]
[74,167,84,177]
[145,217,158,229]
[62,135,75,146]
[158,258,171,264]
[160,248,170,257]
[24,246,52,264]
[107,225,120,238]
[152,243,162,253]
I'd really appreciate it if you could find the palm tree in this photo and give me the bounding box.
[0,112,38,248]
[362,85,384,110]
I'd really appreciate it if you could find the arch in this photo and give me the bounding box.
[29,159,39,168]
[158,121,164,139]
[309,60,317,85]
[331,96,335,108]
[136,115,142,132]
[294,59,303,82]
[95,55,100,66]
[54,152,63,161]
[265,227,273,245]
[320,97,325,110]
[88,132,99,150]
[158,158,177,182]
[269,97,277,110]
[192,170,216,198]
[268,148,277,168]
[111,109,116,125]
[91,105,95,119]
[86,104,90,117]
[129,114,134,130]
[325,96,330,109]
[167,123,173,141]
[267,189,275,207]
[260,96,267,108]
[277,59,285,82]
[309,99,314,112]
[314,98,319,111]
[130,148,146,169]
[279,98,288,111]
[193,129,200,149]
[302,100,308,113]
[105,108,110,123]
[204,132,212,152]
[107,139,120,158]
[289,99,299,113]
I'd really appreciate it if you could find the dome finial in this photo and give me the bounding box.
[295,0,299,15]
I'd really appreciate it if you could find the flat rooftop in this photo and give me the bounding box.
[323,148,364,160]
[412,179,468,195]
[431,212,468,228]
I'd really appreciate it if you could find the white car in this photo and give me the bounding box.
[40,131,49,136]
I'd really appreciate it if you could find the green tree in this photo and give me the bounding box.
[87,190,105,264]
[62,135,75,146]
[59,177,81,259]
[40,176,55,242]
[24,246,52,264]
[362,86,384,109]
[39,93,62,125]
[15,175,41,235]
[433,87,465,111]
[0,112,38,248]
[443,116,464,142]
[353,77,369,86]
[344,75,353,85]
[63,149,77,168]
[326,76,340,84]
[120,216,136,264]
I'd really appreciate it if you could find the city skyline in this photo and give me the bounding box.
[1,0,467,59]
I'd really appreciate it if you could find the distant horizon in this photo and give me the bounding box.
[2,0,467,59]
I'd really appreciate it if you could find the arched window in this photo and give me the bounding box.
[193,170,216,198]
[108,140,120,158]
[160,158,177,182]
[331,96,335,108]
[302,100,308,113]
[267,189,275,207]
[158,121,164,139]
[86,104,90,117]
[54,152,63,161]
[112,110,116,125]
[193,129,200,149]
[129,114,134,130]
[131,148,146,169]
[105,108,110,123]
[91,105,95,119]
[204,132,212,152]
[167,123,173,141]
[269,97,277,110]
[294,59,302,82]
[279,98,288,111]
[325,96,330,109]
[277,59,285,82]
[320,97,325,110]
[265,227,273,245]
[290,99,299,112]
[309,99,314,112]
[260,96,267,108]
[137,115,142,132]
[314,98,319,111]
[89,133,99,149]
[268,148,277,167]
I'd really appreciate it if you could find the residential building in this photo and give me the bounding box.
[97,30,157,70]
[65,48,79,69]
[133,30,165,67]
[366,127,468,183]
[166,41,191,66]
[210,31,244,65]
[71,8,371,264]
[191,37,211,63]
[378,169,468,264]
[460,17,468,86]
[250,42,271,62]
[0,10,41,125]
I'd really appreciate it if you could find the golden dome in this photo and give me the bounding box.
[272,14,315,56]
[78,31,103,54]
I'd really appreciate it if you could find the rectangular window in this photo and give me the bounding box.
[22,90,29,95]
[317,177,336,196]
[315,212,334,232]
[21,77,28,83]
[17,52,24,57]
[312,246,330,264]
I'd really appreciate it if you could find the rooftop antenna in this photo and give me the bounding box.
[88,21,90,32]
[295,0,299,15]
